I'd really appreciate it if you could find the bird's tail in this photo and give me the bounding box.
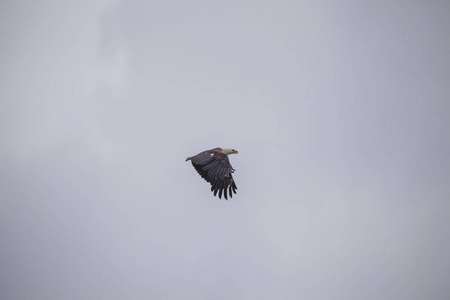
[185,157,192,162]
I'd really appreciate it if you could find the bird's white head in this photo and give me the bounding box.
[221,148,238,155]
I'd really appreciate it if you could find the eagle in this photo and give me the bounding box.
[186,147,238,200]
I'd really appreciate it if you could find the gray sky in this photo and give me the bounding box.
[1,1,450,299]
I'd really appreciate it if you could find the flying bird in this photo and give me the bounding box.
[186,147,238,200]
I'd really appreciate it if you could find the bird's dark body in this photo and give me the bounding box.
[190,149,237,200]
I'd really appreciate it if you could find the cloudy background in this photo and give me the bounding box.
[1,1,450,299]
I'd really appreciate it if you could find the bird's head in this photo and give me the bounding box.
[221,148,238,155]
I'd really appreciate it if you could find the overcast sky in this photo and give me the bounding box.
[1,1,450,299]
